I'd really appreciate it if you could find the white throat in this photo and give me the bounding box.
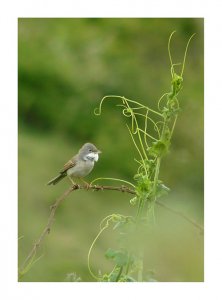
[85,152,99,162]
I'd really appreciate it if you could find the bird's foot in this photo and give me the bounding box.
[84,182,92,190]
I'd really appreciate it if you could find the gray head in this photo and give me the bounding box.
[78,143,101,162]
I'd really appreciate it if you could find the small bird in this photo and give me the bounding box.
[47,143,101,186]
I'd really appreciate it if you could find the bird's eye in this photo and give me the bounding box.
[89,149,92,152]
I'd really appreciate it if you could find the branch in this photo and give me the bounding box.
[81,184,203,232]
[19,183,203,276]
[156,201,204,233]
[19,185,76,275]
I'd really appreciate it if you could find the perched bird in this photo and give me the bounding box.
[47,143,101,186]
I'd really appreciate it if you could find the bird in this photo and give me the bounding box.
[47,143,101,186]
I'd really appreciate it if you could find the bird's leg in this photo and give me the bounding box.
[79,177,91,189]
[68,176,76,186]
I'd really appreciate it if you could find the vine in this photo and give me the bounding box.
[87,31,196,282]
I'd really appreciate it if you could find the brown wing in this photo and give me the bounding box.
[60,157,77,174]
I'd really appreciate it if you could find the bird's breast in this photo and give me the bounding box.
[67,160,94,177]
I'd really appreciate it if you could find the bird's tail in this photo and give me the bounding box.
[47,173,66,185]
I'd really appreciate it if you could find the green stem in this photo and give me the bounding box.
[125,254,131,275]
[170,115,178,138]
[137,128,158,141]
[153,157,161,200]
[137,249,144,282]
[115,266,123,282]
[126,124,148,177]
[124,101,148,161]
[168,31,176,77]
[136,197,144,222]
[123,97,163,117]
[181,33,196,76]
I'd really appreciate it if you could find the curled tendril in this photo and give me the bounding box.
[94,107,101,116]
[129,106,147,111]
[122,106,160,139]
[168,30,176,78]
[123,101,139,135]
[137,128,158,142]
[88,213,130,280]
[168,30,196,79]
[155,121,165,133]
[123,96,163,117]
[122,106,145,118]
[137,164,144,174]
[133,112,161,139]
[181,33,196,76]
[99,214,123,230]
[131,115,138,135]
[90,177,135,188]
[126,124,147,175]
[144,110,149,149]
[134,158,143,166]
[158,93,168,111]
[152,120,161,136]
[166,94,180,110]
[93,32,194,189]
[134,158,146,175]
[94,95,125,116]
[99,214,114,230]
[88,216,113,280]
[117,105,138,135]
[122,107,133,118]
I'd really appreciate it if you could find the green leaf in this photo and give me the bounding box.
[114,251,128,267]
[105,248,129,267]
[149,140,170,157]
[135,174,152,195]
[105,248,116,259]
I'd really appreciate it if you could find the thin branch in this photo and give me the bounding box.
[19,183,203,275]
[87,184,203,233]
[19,185,77,273]
[156,201,204,233]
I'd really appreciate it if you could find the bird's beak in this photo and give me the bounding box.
[97,149,102,154]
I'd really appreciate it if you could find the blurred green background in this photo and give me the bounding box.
[18,18,204,282]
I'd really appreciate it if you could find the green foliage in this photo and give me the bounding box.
[149,140,170,157]
[105,248,129,267]
[86,32,196,281]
